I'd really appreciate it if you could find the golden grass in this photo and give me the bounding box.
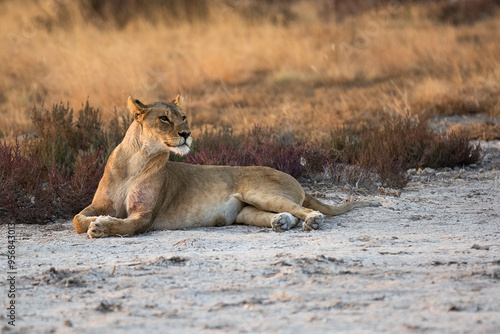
[1,0,499,140]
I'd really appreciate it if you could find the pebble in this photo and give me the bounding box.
[423,167,435,175]
[469,164,477,168]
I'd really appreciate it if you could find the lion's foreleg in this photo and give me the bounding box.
[87,212,153,238]
[73,205,109,234]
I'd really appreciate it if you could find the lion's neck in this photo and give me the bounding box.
[117,121,170,176]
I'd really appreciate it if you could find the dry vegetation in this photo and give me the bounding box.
[1,0,499,140]
[0,0,496,223]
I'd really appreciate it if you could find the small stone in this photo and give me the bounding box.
[471,244,489,250]
[423,167,435,174]
[407,168,417,175]
[469,164,477,168]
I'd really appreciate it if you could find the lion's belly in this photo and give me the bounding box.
[150,194,245,230]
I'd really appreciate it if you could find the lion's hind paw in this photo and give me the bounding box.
[302,212,324,231]
[271,213,299,232]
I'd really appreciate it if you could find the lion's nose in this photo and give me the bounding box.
[179,131,191,139]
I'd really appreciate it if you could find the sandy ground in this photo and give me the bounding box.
[1,141,499,334]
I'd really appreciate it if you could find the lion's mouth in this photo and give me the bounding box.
[164,137,191,148]
[164,141,188,148]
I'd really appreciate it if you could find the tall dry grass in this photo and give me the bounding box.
[1,0,499,139]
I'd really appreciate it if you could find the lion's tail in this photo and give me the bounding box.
[303,193,380,216]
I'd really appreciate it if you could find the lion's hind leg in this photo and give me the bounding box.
[235,192,323,231]
[235,206,299,232]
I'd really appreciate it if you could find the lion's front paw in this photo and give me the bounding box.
[271,213,299,232]
[87,216,113,239]
[302,212,324,231]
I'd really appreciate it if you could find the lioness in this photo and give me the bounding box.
[73,96,379,238]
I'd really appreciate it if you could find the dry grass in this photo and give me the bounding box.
[0,0,499,140]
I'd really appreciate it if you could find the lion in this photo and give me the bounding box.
[73,96,380,238]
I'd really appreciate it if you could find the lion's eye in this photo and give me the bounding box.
[182,116,187,122]
[159,116,170,123]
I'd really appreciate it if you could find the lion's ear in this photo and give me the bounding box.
[128,96,147,122]
[171,94,182,106]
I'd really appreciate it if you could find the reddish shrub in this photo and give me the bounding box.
[1,99,116,224]
[0,140,55,223]
[27,100,128,170]
[420,132,482,168]
[438,0,500,25]
[325,114,481,188]
[48,150,106,216]
[185,126,329,178]
[0,140,106,224]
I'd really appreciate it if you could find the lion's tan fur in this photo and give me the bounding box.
[73,96,378,238]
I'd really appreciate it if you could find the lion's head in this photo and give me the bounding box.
[127,95,192,155]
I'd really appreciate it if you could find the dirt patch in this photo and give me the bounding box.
[1,141,499,333]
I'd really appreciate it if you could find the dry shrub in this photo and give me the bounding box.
[0,140,106,224]
[0,140,54,223]
[48,150,106,217]
[187,113,481,190]
[185,127,329,178]
[325,0,394,19]
[438,0,500,25]
[185,113,481,190]
[0,100,128,224]
[77,0,211,28]
[27,100,129,169]
[326,114,481,188]
[420,132,482,167]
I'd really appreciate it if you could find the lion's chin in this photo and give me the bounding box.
[166,144,190,156]
[164,137,192,156]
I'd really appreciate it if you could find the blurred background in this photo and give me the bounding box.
[1,0,499,140]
